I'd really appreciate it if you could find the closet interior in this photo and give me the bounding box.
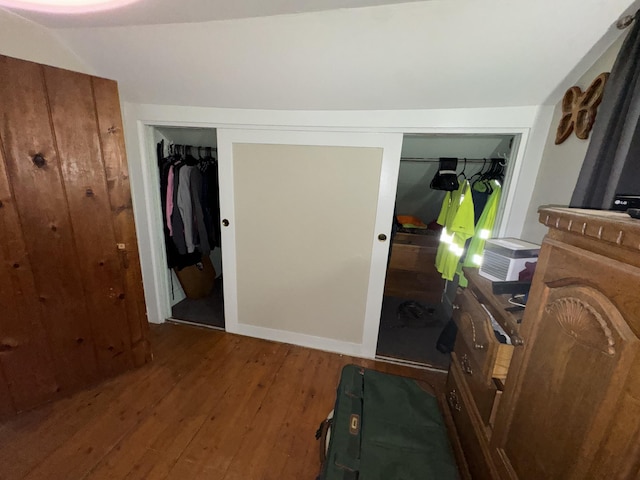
[377,133,515,368]
[154,126,224,329]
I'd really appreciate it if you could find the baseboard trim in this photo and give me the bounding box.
[231,323,371,358]
[167,317,226,332]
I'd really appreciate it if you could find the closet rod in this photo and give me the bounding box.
[170,143,217,151]
[400,157,504,163]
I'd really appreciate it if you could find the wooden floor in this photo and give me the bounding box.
[0,323,447,480]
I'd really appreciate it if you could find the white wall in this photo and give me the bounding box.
[0,8,91,73]
[55,0,637,111]
[520,33,628,243]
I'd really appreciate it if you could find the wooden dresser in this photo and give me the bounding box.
[446,207,640,479]
[445,268,524,479]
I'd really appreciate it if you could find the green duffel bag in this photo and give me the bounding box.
[316,364,459,480]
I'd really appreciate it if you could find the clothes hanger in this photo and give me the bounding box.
[479,158,504,192]
[489,158,505,182]
[185,145,198,166]
[175,144,186,164]
[470,158,487,186]
[458,158,468,182]
[169,143,182,164]
[470,158,490,193]
[475,158,498,194]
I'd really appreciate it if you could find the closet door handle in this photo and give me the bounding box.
[222,219,229,227]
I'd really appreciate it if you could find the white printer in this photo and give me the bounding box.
[479,238,540,282]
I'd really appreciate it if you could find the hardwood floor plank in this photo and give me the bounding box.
[137,339,290,480]
[0,323,452,480]
[277,350,347,479]
[0,325,210,479]
[20,331,222,480]
[84,335,270,480]
[219,346,314,480]
[163,342,293,479]
[261,349,340,480]
[0,325,182,445]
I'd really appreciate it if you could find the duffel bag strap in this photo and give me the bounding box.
[316,410,334,465]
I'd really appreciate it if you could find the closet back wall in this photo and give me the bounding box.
[396,134,513,224]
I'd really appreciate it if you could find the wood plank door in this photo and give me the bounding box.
[0,55,150,416]
[217,129,402,358]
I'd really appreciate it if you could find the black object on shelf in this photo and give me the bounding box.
[491,280,532,296]
[628,208,640,219]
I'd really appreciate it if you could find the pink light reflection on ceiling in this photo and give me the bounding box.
[0,0,141,13]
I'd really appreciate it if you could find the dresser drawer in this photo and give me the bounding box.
[446,353,499,480]
[453,288,514,382]
[454,348,500,428]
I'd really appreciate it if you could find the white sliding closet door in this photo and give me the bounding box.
[217,129,402,357]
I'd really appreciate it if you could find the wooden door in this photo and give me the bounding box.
[491,237,640,479]
[0,55,150,415]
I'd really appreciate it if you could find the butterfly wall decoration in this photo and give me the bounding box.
[555,72,609,145]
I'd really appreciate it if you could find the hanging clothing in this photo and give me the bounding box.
[471,189,490,225]
[190,167,211,256]
[157,142,221,270]
[200,154,221,249]
[177,165,195,253]
[435,180,475,281]
[171,163,188,255]
[458,182,502,287]
[157,142,183,269]
[166,165,175,236]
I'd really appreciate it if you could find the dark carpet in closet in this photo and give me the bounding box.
[171,277,225,329]
[376,296,451,369]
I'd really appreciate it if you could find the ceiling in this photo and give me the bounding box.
[3,0,639,110]
[2,0,429,28]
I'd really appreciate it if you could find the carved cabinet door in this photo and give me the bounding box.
[491,238,640,479]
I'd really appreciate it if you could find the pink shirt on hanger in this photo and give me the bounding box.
[166,165,175,235]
